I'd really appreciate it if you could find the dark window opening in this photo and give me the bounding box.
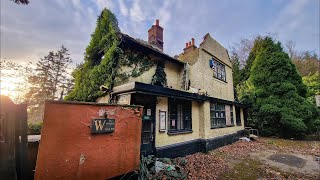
[230,105,234,125]
[168,99,192,132]
[236,107,241,126]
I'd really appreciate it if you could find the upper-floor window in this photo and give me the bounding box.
[210,58,226,81]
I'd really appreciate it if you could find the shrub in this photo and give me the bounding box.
[28,121,42,135]
[241,37,318,138]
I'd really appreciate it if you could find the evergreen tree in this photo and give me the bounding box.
[151,62,167,87]
[248,37,318,137]
[26,46,72,122]
[51,45,72,98]
[230,53,241,87]
[303,72,320,105]
[66,8,122,102]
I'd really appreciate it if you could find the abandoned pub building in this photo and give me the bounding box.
[97,20,246,158]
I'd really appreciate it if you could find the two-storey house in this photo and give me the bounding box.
[97,20,246,158]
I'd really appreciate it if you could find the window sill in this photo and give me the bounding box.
[211,125,235,129]
[167,130,193,135]
[213,77,227,83]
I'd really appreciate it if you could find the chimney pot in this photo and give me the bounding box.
[186,42,188,48]
[189,41,191,46]
[191,38,195,46]
[156,19,159,26]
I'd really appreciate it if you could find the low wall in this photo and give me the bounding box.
[156,130,244,158]
[35,101,143,180]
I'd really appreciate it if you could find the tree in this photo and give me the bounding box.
[292,52,319,77]
[151,62,167,87]
[65,8,122,102]
[230,38,254,68]
[51,46,72,98]
[0,59,33,103]
[245,37,318,138]
[26,46,72,122]
[303,72,320,104]
[285,40,319,76]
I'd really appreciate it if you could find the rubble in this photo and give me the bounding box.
[139,155,187,179]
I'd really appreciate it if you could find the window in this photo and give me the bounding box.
[168,99,192,132]
[210,102,226,127]
[211,58,226,81]
[230,105,234,125]
[236,107,241,126]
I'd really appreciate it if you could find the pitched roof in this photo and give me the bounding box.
[119,33,184,65]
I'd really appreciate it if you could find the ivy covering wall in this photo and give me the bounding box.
[116,50,154,86]
[66,9,155,102]
[151,61,167,87]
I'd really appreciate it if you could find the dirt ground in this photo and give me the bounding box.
[181,137,320,180]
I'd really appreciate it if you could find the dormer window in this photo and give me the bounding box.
[210,58,226,81]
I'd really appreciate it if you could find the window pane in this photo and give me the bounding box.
[210,102,227,128]
[169,98,192,131]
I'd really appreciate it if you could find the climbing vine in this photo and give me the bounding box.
[116,50,154,85]
[65,9,122,102]
[65,8,155,102]
[151,61,167,87]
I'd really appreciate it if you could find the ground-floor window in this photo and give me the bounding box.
[236,107,241,126]
[210,102,226,127]
[168,98,192,132]
[230,105,234,125]
[210,103,235,128]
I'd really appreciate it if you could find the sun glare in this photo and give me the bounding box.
[0,76,25,102]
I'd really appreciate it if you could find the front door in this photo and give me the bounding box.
[131,94,156,156]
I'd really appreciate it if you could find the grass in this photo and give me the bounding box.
[220,158,264,180]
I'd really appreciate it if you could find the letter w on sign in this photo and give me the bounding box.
[91,118,115,134]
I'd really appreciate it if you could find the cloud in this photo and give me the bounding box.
[119,0,129,17]
[95,0,115,11]
[270,0,309,31]
[129,0,145,22]
[1,0,319,67]
[0,0,100,66]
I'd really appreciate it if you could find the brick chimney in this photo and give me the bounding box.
[148,19,164,51]
[183,38,197,54]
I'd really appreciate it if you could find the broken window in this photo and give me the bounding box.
[211,58,226,81]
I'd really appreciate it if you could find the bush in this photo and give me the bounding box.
[241,37,318,138]
[28,121,42,135]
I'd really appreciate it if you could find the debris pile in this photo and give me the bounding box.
[182,153,230,179]
[139,155,188,179]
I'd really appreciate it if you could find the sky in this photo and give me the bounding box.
[1,0,319,67]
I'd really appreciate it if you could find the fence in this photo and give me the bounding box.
[0,95,28,180]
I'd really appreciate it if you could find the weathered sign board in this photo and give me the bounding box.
[91,118,115,133]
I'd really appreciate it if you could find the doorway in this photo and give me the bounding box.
[131,94,156,156]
